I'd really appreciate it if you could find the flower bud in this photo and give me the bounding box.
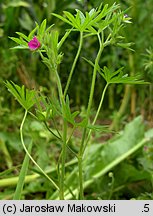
[28,36,41,50]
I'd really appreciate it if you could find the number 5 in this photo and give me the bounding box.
[144,204,149,212]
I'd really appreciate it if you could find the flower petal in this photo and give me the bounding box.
[28,36,41,50]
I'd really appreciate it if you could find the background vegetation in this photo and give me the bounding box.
[0,0,153,200]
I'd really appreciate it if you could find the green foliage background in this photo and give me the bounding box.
[0,0,153,200]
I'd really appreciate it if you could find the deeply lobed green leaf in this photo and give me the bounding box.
[5,81,36,110]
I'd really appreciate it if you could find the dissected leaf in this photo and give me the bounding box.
[15,32,29,41]
[57,28,72,50]
[100,66,149,85]
[5,81,36,110]
[38,19,47,36]
[28,23,39,40]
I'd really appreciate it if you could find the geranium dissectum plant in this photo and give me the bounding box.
[28,36,41,50]
[6,3,148,200]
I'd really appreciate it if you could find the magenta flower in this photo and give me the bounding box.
[28,36,41,50]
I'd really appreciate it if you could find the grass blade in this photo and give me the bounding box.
[13,140,33,200]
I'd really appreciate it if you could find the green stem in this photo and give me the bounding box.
[83,83,109,152]
[66,126,78,158]
[78,129,87,199]
[52,118,62,139]
[0,140,12,169]
[48,62,67,200]
[92,83,109,125]
[64,31,83,98]
[78,35,104,198]
[53,67,64,106]
[60,31,83,198]
[44,121,61,140]
[38,49,68,198]
[66,126,76,144]
[86,39,104,117]
[78,155,84,199]
[59,119,67,199]
[20,110,59,191]
[108,85,114,109]
[52,68,68,200]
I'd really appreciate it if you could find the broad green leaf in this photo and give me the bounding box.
[52,116,149,199]
[84,116,144,179]
[145,128,153,139]
[112,162,150,191]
